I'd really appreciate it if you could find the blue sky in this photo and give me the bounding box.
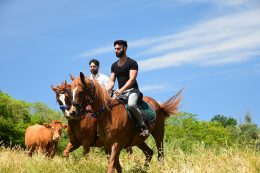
[1,0,260,125]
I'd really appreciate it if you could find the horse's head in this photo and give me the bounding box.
[51,80,73,119]
[68,72,96,118]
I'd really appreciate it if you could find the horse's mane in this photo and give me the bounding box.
[92,79,111,110]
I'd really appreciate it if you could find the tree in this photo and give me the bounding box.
[211,114,237,127]
[0,91,65,147]
[238,113,258,140]
[0,91,31,146]
[165,112,235,151]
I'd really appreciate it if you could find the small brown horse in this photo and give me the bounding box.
[51,81,104,157]
[68,72,181,173]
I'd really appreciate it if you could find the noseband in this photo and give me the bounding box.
[71,79,96,115]
[58,88,73,111]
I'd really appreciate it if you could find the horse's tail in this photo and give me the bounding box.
[159,88,183,118]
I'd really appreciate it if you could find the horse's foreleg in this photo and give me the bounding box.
[126,147,133,154]
[83,144,91,159]
[107,143,122,173]
[63,142,80,157]
[136,142,153,166]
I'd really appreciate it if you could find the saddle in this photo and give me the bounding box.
[116,92,156,127]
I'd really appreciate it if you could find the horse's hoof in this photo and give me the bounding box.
[158,157,164,164]
[144,161,150,167]
[63,152,69,158]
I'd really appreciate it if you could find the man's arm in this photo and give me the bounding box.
[117,69,137,94]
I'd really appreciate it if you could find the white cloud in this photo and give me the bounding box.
[165,0,259,6]
[138,8,260,71]
[79,46,111,58]
[78,8,260,72]
[140,84,172,92]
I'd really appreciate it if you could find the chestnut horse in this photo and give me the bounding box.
[51,81,104,157]
[68,72,181,173]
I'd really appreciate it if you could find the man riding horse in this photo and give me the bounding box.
[107,40,149,137]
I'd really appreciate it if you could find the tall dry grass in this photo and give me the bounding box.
[0,144,259,173]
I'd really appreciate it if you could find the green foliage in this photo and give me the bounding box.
[165,112,236,151]
[0,91,65,148]
[211,114,237,127]
[56,129,70,155]
[0,91,32,146]
[30,102,66,124]
[236,114,259,147]
[0,89,259,156]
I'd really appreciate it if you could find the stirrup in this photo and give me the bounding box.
[140,129,150,137]
[139,123,150,137]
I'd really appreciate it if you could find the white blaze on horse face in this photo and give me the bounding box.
[59,93,70,116]
[65,109,70,116]
[72,87,78,102]
[69,87,78,114]
[59,94,66,106]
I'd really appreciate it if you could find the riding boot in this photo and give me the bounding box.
[129,105,150,137]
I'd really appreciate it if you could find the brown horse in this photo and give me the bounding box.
[51,81,104,157]
[68,72,181,173]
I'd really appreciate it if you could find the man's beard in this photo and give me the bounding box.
[116,50,124,58]
[91,69,98,75]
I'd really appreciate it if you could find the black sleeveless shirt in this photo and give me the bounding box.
[111,57,139,89]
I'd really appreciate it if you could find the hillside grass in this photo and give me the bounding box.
[0,143,259,173]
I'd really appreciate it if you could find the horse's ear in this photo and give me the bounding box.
[64,80,67,86]
[51,85,58,92]
[70,74,75,81]
[80,72,87,85]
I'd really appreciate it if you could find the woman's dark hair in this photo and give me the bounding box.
[114,40,127,49]
[89,59,99,67]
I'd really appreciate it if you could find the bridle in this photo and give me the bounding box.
[57,88,73,112]
[71,79,96,116]
[71,79,106,118]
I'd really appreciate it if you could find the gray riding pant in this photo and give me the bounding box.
[125,88,140,107]
[112,88,140,106]
[113,88,142,123]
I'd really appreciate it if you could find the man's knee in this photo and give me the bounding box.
[128,102,137,108]
[128,105,137,114]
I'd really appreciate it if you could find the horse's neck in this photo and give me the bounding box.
[91,84,111,112]
[91,100,105,112]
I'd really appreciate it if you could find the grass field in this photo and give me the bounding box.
[0,143,259,173]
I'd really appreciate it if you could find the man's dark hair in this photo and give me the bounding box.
[89,59,100,67]
[114,40,127,49]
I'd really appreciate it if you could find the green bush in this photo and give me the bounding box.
[0,91,65,148]
[165,112,236,151]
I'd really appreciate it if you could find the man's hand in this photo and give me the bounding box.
[115,89,123,96]
[111,89,122,99]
